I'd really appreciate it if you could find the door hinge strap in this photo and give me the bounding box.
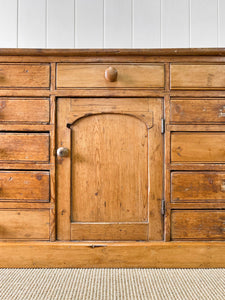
[161,118,165,134]
[161,199,165,215]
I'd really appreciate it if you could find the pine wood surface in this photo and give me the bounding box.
[70,223,148,241]
[0,171,49,202]
[0,98,49,123]
[57,98,163,241]
[171,132,225,163]
[170,98,225,124]
[171,172,225,203]
[171,210,225,240]
[0,64,50,88]
[0,209,50,240]
[0,132,49,163]
[57,63,164,88]
[0,49,224,267]
[1,241,225,268]
[171,64,225,89]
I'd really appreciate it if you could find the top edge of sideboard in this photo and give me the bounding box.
[1,48,225,56]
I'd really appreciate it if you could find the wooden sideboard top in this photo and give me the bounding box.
[0,48,225,56]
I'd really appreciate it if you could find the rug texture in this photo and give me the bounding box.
[0,268,225,300]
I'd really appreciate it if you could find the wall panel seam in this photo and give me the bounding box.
[102,0,105,48]
[218,0,220,47]
[160,0,162,48]
[74,0,76,48]
[190,0,192,47]
[45,0,47,48]
[131,0,133,48]
[17,0,19,48]
[188,0,191,47]
[103,0,105,48]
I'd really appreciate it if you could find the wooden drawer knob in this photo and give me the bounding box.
[105,66,118,82]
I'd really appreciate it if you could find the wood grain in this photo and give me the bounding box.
[71,113,148,223]
[148,98,164,240]
[56,99,71,241]
[171,132,225,163]
[0,98,49,123]
[57,64,165,88]
[171,210,225,240]
[57,97,163,241]
[69,97,150,112]
[164,94,171,241]
[0,64,50,88]
[0,209,50,239]
[1,49,225,266]
[0,203,53,209]
[1,241,225,268]
[0,171,49,202]
[71,223,148,241]
[171,64,225,89]
[1,48,225,56]
[0,133,49,163]
[170,98,225,124]
[172,172,225,203]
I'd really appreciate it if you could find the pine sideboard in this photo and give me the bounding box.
[0,49,225,268]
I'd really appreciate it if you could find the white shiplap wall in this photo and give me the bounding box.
[0,0,224,48]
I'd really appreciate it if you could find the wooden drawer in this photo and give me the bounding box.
[0,209,50,239]
[0,98,49,123]
[0,64,50,88]
[0,171,49,202]
[0,132,49,163]
[170,98,225,124]
[172,172,225,203]
[171,64,225,89]
[171,210,225,240]
[56,63,165,88]
[171,132,225,163]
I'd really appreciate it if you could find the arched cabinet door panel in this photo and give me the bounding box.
[57,98,163,241]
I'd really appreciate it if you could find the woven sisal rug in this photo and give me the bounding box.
[0,269,225,300]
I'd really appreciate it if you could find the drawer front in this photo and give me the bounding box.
[0,64,50,88]
[171,132,225,163]
[56,63,165,88]
[170,99,225,124]
[171,210,225,240]
[0,171,49,202]
[0,209,50,239]
[172,172,225,203]
[171,64,225,89]
[0,133,49,163]
[0,98,49,123]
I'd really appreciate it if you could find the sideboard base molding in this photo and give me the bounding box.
[1,241,225,268]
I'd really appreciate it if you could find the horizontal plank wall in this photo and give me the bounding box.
[0,0,224,48]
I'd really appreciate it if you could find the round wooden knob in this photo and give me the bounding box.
[105,66,118,82]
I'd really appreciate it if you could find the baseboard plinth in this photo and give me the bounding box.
[1,241,225,268]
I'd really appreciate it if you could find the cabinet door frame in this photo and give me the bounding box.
[56,98,164,241]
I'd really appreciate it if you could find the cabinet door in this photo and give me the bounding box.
[57,98,163,241]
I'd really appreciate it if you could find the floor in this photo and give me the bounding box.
[0,269,225,300]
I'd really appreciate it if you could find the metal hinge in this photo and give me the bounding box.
[161,118,165,134]
[161,199,165,215]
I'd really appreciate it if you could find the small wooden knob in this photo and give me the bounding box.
[105,66,118,82]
